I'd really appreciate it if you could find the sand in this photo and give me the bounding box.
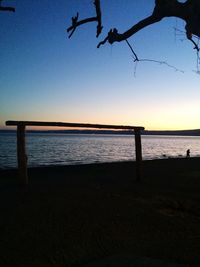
[0,158,200,267]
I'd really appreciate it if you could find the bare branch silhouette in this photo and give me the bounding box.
[125,39,184,75]
[125,40,139,62]
[0,0,15,12]
[97,1,200,47]
[68,0,200,72]
[67,0,102,38]
[68,0,200,46]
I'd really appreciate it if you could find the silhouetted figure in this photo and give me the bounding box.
[186,149,190,158]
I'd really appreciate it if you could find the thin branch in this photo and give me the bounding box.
[188,37,200,52]
[94,0,103,37]
[125,39,184,74]
[186,33,200,73]
[174,26,200,73]
[138,59,184,73]
[0,6,15,12]
[67,0,103,38]
[97,36,109,48]
[125,40,139,61]
[67,13,97,38]
[194,38,200,73]
[0,0,15,12]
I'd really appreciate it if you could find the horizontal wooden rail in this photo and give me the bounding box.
[6,120,144,131]
[6,120,145,185]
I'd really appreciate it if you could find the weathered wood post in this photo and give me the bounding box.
[134,129,142,181]
[17,123,28,185]
[6,120,144,185]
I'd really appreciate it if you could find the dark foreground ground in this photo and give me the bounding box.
[0,158,200,267]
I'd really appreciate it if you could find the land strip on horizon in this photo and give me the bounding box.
[1,129,200,136]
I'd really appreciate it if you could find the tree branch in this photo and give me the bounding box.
[0,0,15,12]
[94,0,103,37]
[188,36,200,52]
[125,40,139,61]
[0,6,15,12]
[67,13,97,38]
[68,0,200,72]
[67,0,102,38]
[69,0,200,47]
[97,0,187,48]
[125,39,184,75]
[98,15,163,48]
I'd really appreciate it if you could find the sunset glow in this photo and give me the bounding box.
[1,0,200,131]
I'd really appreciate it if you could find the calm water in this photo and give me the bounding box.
[0,132,200,169]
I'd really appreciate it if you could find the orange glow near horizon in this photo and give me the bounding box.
[1,118,200,132]
[1,101,200,132]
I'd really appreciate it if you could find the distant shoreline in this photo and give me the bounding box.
[1,129,200,136]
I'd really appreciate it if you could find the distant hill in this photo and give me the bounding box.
[142,129,200,136]
[1,129,200,136]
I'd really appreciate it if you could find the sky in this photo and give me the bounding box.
[0,0,200,130]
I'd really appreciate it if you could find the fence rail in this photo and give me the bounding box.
[6,120,145,185]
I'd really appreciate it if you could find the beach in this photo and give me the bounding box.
[0,158,200,266]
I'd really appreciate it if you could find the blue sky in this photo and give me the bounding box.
[0,0,200,130]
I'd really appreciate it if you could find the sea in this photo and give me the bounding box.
[0,132,200,169]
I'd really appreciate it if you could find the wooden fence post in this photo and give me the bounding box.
[134,129,142,181]
[17,124,28,185]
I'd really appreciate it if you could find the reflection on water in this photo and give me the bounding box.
[0,132,200,169]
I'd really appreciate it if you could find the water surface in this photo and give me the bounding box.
[0,132,200,169]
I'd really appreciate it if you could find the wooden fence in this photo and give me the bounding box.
[6,120,144,185]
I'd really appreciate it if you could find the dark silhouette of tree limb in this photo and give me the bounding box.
[97,0,200,49]
[0,0,15,12]
[67,0,102,38]
[68,0,200,49]
[68,0,200,72]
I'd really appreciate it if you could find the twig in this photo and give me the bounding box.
[94,0,103,37]
[97,36,109,48]
[139,59,184,73]
[67,0,103,39]
[188,37,200,52]
[0,0,15,12]
[187,36,200,73]
[125,39,184,74]
[125,40,139,61]
[67,13,97,38]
